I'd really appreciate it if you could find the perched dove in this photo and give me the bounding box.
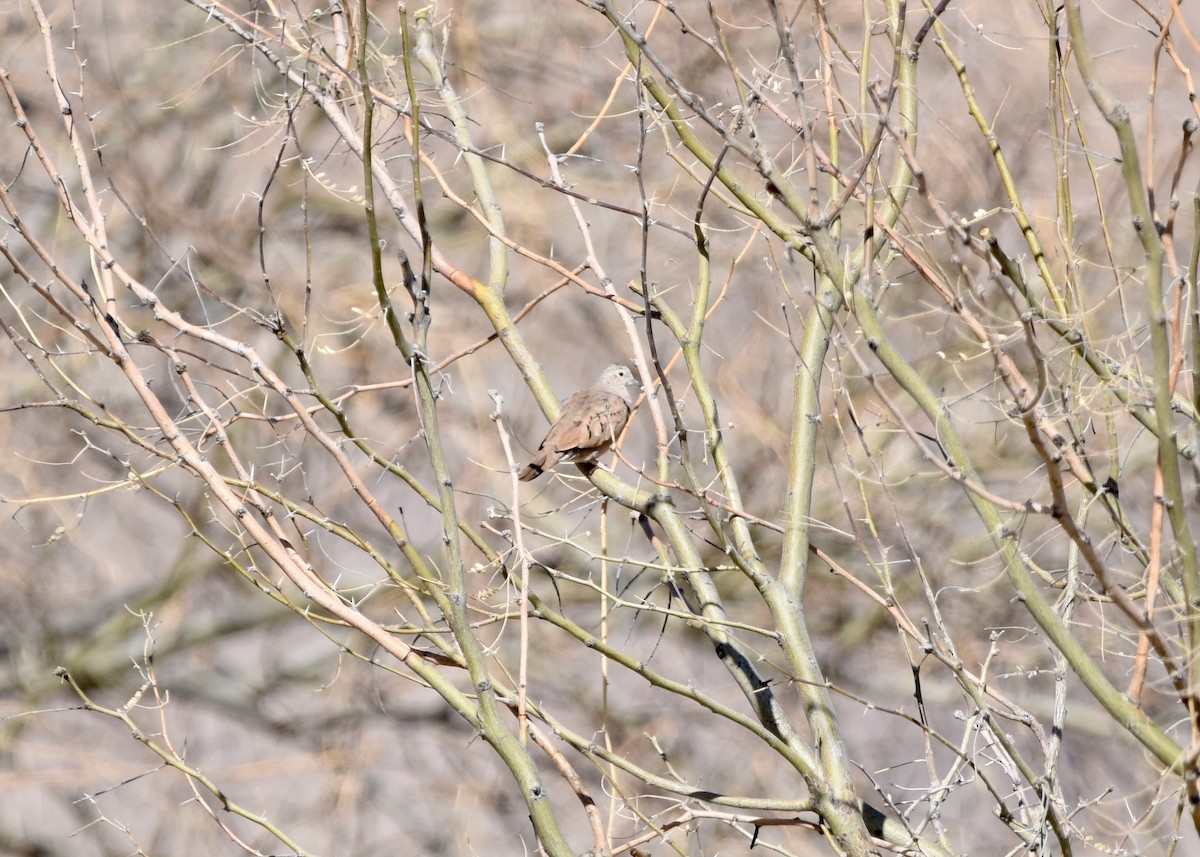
[518,364,638,481]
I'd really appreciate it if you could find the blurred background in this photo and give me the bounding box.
[1,0,1198,854]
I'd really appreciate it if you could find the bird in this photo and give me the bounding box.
[518,364,638,481]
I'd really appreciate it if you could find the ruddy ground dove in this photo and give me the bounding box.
[518,364,637,481]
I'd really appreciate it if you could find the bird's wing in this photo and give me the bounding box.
[543,390,630,456]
